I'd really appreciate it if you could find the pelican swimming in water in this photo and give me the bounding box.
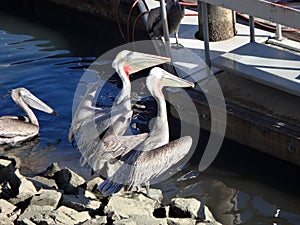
[69,50,170,173]
[0,87,57,146]
[99,67,194,195]
[147,0,185,46]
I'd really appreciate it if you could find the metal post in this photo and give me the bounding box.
[200,1,211,68]
[159,0,171,57]
[276,24,283,40]
[249,15,255,42]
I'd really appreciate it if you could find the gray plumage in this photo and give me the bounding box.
[147,0,185,45]
[0,87,57,145]
[99,67,194,195]
[69,51,170,173]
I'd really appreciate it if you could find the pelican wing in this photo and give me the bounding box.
[77,109,133,167]
[78,109,148,173]
[87,132,149,174]
[167,1,185,35]
[99,136,192,194]
[69,105,124,143]
[0,117,38,138]
[68,81,107,142]
[147,7,162,36]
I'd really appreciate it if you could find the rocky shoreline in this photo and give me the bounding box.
[0,155,222,225]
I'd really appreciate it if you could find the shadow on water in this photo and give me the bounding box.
[0,2,300,225]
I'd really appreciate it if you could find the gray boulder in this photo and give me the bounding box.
[113,214,167,225]
[25,189,62,212]
[17,206,91,225]
[104,193,160,220]
[81,215,107,225]
[29,175,58,190]
[0,199,19,225]
[87,177,104,192]
[61,193,101,212]
[54,167,86,194]
[169,198,222,224]
[170,198,202,219]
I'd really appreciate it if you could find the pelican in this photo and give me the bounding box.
[0,88,57,146]
[147,0,185,46]
[69,50,171,172]
[99,67,194,195]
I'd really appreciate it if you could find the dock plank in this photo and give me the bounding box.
[211,42,300,97]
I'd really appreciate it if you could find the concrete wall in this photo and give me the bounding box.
[43,0,136,22]
[1,0,140,24]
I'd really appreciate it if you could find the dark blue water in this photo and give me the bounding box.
[0,5,300,225]
[0,9,123,175]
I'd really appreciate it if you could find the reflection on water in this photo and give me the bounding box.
[0,4,300,225]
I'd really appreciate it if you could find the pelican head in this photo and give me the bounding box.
[12,88,57,115]
[112,50,171,77]
[147,67,194,92]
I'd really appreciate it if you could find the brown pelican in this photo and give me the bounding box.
[99,67,194,195]
[147,0,185,46]
[69,50,171,171]
[0,88,57,146]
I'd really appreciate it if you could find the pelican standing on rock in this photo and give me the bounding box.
[69,50,170,173]
[99,67,194,195]
[147,0,185,46]
[0,88,57,146]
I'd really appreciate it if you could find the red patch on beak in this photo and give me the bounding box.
[123,64,134,78]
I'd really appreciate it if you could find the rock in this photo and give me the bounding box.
[113,219,136,225]
[114,214,167,225]
[0,155,21,169]
[201,205,222,225]
[0,158,21,195]
[104,193,159,220]
[14,188,63,220]
[87,177,104,192]
[54,168,86,194]
[15,170,37,198]
[169,197,202,219]
[0,158,13,170]
[25,189,62,212]
[138,187,163,202]
[0,160,223,225]
[56,206,91,224]
[40,162,61,178]
[83,190,98,200]
[17,218,36,225]
[17,206,91,225]
[0,159,37,199]
[167,218,196,225]
[0,215,14,225]
[17,209,55,225]
[169,198,222,225]
[28,175,58,190]
[61,194,101,212]
[0,182,12,199]
[0,199,18,225]
[81,215,107,225]
[0,199,16,214]
[153,205,169,218]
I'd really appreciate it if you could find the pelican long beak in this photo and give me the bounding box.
[159,68,195,88]
[113,50,171,75]
[19,88,58,115]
